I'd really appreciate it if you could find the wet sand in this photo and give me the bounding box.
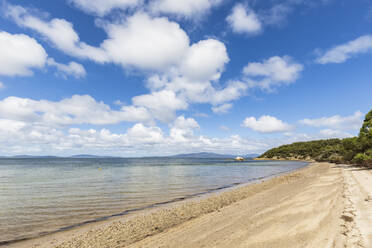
[6,162,372,248]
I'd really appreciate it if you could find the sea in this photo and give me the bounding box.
[0,157,308,244]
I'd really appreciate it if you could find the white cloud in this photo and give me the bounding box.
[242,115,293,133]
[150,0,221,18]
[299,111,363,130]
[0,115,273,156]
[138,36,245,112]
[5,4,250,121]
[6,4,108,63]
[316,35,372,64]
[212,103,233,114]
[0,115,358,156]
[243,56,303,91]
[102,13,190,71]
[208,81,247,105]
[6,6,192,72]
[1,102,359,156]
[68,0,141,16]
[0,119,26,133]
[147,75,246,108]
[132,90,188,123]
[169,116,200,142]
[172,115,199,130]
[0,81,4,89]
[0,95,152,125]
[0,31,47,76]
[226,4,262,34]
[47,58,86,79]
[125,123,164,144]
[180,39,229,82]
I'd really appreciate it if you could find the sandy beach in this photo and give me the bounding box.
[6,162,372,248]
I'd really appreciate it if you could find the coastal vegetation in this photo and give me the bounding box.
[259,109,372,167]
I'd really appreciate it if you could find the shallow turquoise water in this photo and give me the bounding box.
[0,158,307,244]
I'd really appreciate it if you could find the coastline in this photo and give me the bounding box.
[254,157,316,162]
[6,162,372,248]
[4,162,309,248]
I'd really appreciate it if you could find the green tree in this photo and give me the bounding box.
[259,109,372,167]
[352,109,372,166]
[359,109,372,151]
[341,137,360,162]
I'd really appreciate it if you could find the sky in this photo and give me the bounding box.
[0,0,371,157]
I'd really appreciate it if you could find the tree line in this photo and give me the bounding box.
[259,109,372,167]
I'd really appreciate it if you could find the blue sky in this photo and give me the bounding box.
[0,0,371,156]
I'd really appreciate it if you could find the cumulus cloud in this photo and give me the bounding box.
[0,102,358,156]
[172,115,199,130]
[146,76,246,110]
[243,56,303,91]
[0,95,152,126]
[7,5,219,75]
[0,115,358,156]
[132,90,188,123]
[242,115,293,133]
[47,58,86,79]
[180,39,229,82]
[68,0,141,16]
[208,81,247,104]
[226,4,262,34]
[139,37,244,114]
[6,3,250,113]
[101,15,236,110]
[316,35,372,64]
[0,31,47,76]
[6,5,192,71]
[0,114,273,156]
[169,116,200,142]
[5,4,108,63]
[150,0,221,18]
[299,111,363,130]
[102,13,190,71]
[0,29,85,79]
[125,123,164,144]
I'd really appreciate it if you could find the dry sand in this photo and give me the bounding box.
[6,162,372,248]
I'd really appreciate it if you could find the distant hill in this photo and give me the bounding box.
[1,153,259,159]
[68,154,118,158]
[1,155,118,159]
[11,155,60,158]
[171,152,242,159]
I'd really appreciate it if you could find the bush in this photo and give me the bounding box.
[352,153,372,165]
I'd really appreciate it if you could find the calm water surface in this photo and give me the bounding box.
[0,158,307,244]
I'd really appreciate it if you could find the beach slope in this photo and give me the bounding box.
[11,163,372,248]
